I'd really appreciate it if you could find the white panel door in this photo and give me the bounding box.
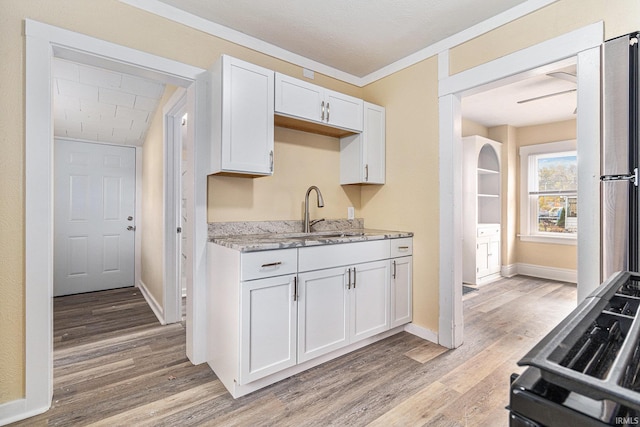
[220,56,275,174]
[391,256,412,328]
[325,89,363,132]
[54,139,136,296]
[274,72,324,123]
[350,260,389,342]
[297,267,349,363]
[239,274,297,384]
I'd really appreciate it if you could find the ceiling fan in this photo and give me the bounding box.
[516,71,577,113]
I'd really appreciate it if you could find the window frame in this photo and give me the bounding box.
[519,139,577,245]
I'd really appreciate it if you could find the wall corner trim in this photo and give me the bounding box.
[517,263,577,284]
[404,323,438,344]
[0,398,49,426]
[137,280,166,325]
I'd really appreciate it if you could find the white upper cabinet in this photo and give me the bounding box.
[210,55,275,176]
[275,72,363,133]
[340,102,386,184]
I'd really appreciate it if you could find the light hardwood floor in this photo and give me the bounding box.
[13,276,576,426]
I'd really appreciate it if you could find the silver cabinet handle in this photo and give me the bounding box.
[293,276,298,301]
[326,102,330,122]
[397,246,409,250]
[269,150,274,172]
[353,267,356,288]
[365,164,369,182]
[347,268,351,289]
[261,261,282,268]
[321,101,325,121]
[393,260,397,279]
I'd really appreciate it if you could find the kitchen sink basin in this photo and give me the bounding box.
[261,231,366,240]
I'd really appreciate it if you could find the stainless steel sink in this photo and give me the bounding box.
[262,231,366,240]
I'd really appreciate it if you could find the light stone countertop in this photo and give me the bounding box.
[209,228,413,252]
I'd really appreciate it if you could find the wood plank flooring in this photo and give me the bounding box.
[13,276,576,426]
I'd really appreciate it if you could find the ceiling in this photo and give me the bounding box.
[155,0,531,78]
[53,0,572,145]
[53,58,165,146]
[148,0,574,127]
[462,62,578,128]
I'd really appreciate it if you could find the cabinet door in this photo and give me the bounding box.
[297,267,349,363]
[339,102,385,184]
[350,260,390,342]
[487,238,501,274]
[476,240,490,277]
[215,55,275,175]
[325,89,363,132]
[240,274,297,384]
[362,102,385,183]
[274,72,324,124]
[391,256,412,328]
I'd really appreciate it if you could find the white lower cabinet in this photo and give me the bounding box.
[297,267,349,363]
[350,260,390,341]
[391,256,412,328]
[207,237,412,398]
[240,274,297,384]
[297,260,390,363]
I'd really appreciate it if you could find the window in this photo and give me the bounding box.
[520,140,577,245]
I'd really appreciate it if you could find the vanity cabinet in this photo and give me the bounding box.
[210,55,275,176]
[340,102,386,184]
[274,72,363,132]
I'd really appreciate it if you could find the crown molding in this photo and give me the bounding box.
[120,0,558,87]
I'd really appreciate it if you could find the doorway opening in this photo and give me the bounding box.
[459,57,578,297]
[24,19,208,417]
[437,23,602,349]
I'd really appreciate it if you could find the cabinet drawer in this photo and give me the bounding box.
[477,226,500,237]
[241,249,297,281]
[391,238,413,257]
[299,240,390,272]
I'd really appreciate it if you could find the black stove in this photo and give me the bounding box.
[509,271,640,426]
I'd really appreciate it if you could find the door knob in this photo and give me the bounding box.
[127,225,136,231]
[127,216,133,221]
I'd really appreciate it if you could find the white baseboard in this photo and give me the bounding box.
[404,323,438,344]
[501,264,518,278]
[516,263,577,283]
[0,398,48,427]
[137,280,166,325]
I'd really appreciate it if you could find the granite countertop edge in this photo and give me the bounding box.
[209,228,414,252]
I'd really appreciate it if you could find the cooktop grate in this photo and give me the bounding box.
[517,271,640,412]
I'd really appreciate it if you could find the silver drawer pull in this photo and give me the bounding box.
[397,246,409,250]
[261,261,282,268]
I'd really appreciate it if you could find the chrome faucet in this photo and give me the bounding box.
[304,186,325,233]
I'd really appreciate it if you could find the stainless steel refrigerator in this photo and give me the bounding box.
[601,31,640,279]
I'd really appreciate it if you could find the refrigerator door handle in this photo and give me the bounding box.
[601,168,638,186]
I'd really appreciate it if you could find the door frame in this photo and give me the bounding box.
[163,88,188,324]
[19,19,207,420]
[437,22,604,348]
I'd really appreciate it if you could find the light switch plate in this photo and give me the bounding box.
[347,207,355,220]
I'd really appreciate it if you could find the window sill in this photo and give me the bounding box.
[518,234,577,246]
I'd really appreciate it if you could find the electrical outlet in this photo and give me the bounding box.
[347,207,355,220]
